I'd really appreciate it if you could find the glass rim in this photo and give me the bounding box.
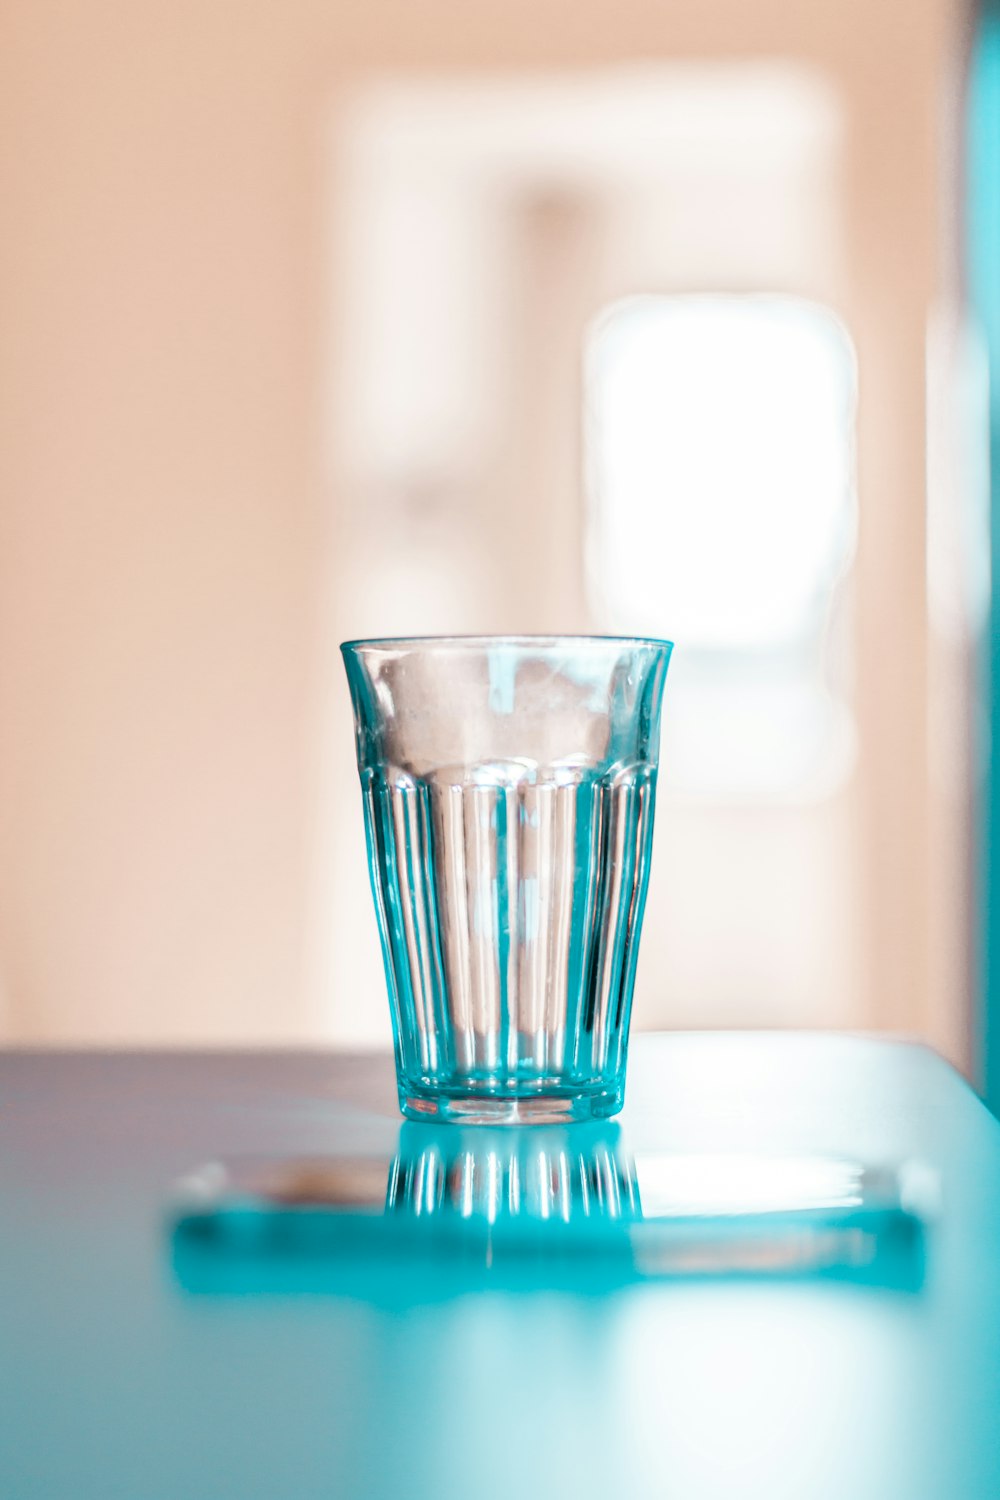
[340,632,674,654]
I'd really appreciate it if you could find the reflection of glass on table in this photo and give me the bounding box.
[170,1130,932,1293]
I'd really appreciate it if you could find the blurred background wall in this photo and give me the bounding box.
[0,0,986,1069]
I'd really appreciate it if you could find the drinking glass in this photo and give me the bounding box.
[341,634,672,1122]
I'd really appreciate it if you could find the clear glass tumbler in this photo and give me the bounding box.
[341,634,672,1123]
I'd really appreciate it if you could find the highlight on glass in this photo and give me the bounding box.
[341,634,672,1123]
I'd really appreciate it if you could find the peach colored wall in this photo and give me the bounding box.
[0,0,963,1045]
[0,2,327,1039]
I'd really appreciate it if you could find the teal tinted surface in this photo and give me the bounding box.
[3,1036,1000,1498]
[969,5,1000,1112]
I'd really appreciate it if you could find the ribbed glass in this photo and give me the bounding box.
[341,634,672,1122]
[388,1123,639,1226]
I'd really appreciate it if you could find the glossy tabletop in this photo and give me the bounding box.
[2,1034,999,1499]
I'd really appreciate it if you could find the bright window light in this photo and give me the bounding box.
[586,295,858,801]
[586,295,856,650]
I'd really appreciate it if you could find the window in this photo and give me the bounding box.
[586,294,858,800]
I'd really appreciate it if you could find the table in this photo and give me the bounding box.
[2,1034,999,1499]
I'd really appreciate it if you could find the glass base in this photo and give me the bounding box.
[399,1086,623,1125]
